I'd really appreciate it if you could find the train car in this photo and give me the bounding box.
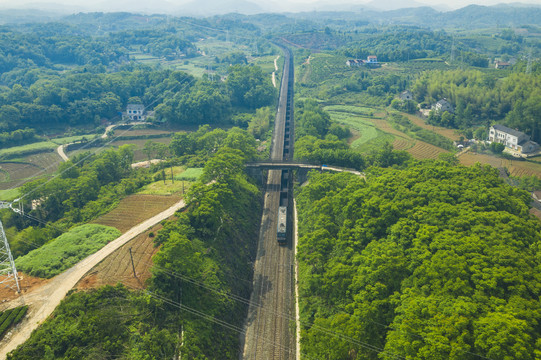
[277,206,287,244]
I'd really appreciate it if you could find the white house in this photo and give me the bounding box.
[432,99,454,113]
[489,124,539,154]
[367,55,377,63]
[124,104,146,121]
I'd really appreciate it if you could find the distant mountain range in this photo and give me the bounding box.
[0,1,540,28]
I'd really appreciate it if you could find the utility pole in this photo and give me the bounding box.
[129,248,136,278]
[171,166,174,184]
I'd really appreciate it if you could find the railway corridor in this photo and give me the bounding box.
[241,44,296,360]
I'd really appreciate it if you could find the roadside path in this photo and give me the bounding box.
[55,122,147,162]
[56,144,69,162]
[0,199,186,359]
[271,55,280,88]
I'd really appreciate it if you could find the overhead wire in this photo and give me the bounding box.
[124,283,317,360]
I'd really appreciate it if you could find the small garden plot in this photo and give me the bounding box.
[0,305,28,340]
[15,224,121,279]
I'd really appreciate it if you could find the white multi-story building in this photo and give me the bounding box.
[489,124,539,153]
[124,104,146,121]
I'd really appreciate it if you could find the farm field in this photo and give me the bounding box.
[407,140,449,159]
[0,141,57,158]
[459,152,541,178]
[0,152,64,190]
[0,162,44,190]
[404,112,461,141]
[139,166,198,196]
[76,222,164,291]
[323,104,451,158]
[67,137,172,162]
[325,110,379,149]
[92,194,182,233]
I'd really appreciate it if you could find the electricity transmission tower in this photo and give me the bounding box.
[0,201,21,293]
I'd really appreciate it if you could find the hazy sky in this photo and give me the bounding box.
[1,0,541,11]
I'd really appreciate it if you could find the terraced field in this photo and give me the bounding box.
[407,141,448,159]
[459,152,541,178]
[92,194,182,233]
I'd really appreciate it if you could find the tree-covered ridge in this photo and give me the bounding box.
[7,128,261,359]
[296,162,541,359]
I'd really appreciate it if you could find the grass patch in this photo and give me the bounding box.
[175,167,203,181]
[326,109,386,151]
[138,167,201,195]
[356,132,396,153]
[0,187,20,201]
[15,224,121,278]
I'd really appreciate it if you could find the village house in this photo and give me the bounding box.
[494,61,511,69]
[123,104,146,121]
[432,99,454,113]
[400,90,413,101]
[489,124,539,154]
[346,55,379,67]
[346,59,363,67]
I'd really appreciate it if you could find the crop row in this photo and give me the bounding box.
[0,305,28,339]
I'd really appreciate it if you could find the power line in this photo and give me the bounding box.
[139,259,408,360]
[124,283,317,360]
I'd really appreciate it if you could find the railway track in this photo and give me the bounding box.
[241,44,296,359]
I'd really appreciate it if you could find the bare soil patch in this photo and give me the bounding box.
[92,194,182,233]
[531,208,541,221]
[0,275,49,311]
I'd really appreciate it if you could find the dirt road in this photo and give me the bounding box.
[56,144,69,161]
[0,199,186,359]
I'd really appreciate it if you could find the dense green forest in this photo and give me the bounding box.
[296,163,541,359]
